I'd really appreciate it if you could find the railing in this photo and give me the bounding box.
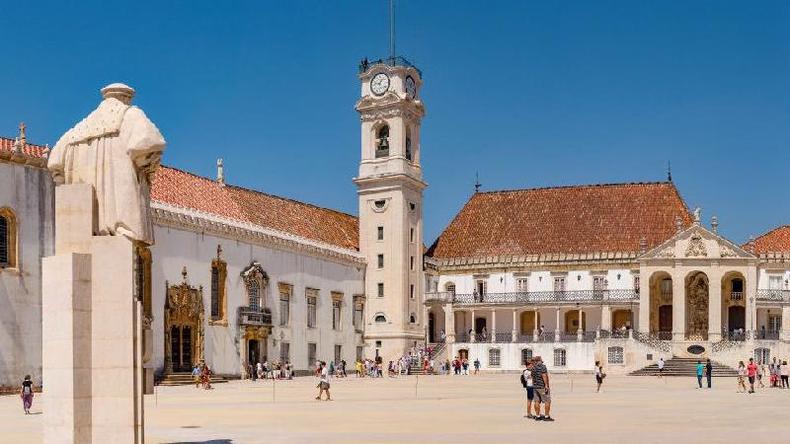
[632,330,672,352]
[756,330,780,340]
[237,306,272,326]
[494,332,512,343]
[425,289,639,306]
[756,289,790,303]
[454,331,597,344]
[359,56,422,76]
[729,291,744,301]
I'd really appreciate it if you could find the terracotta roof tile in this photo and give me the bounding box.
[427,182,692,259]
[0,136,48,158]
[151,166,359,251]
[749,225,790,254]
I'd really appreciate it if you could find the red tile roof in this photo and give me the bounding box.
[0,137,48,158]
[151,166,359,251]
[427,182,693,259]
[749,226,790,254]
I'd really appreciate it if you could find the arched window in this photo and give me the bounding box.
[374,313,387,323]
[521,348,533,364]
[488,348,501,367]
[210,251,228,323]
[375,125,390,158]
[405,130,412,161]
[409,313,416,324]
[0,208,17,269]
[607,346,624,364]
[553,348,567,367]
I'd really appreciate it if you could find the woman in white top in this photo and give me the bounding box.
[737,361,747,393]
[594,361,604,393]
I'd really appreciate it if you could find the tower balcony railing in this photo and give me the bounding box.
[359,56,422,76]
[424,289,639,306]
[756,289,790,303]
[237,306,272,327]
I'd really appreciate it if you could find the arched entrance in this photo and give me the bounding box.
[612,309,632,330]
[685,271,709,340]
[164,268,205,374]
[722,271,746,335]
[649,272,673,338]
[428,312,435,343]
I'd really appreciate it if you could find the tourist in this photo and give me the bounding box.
[20,375,34,414]
[440,329,446,342]
[315,361,331,401]
[770,358,778,387]
[705,359,713,389]
[355,359,363,378]
[594,361,605,393]
[781,360,789,388]
[737,361,747,393]
[757,363,765,388]
[747,358,758,393]
[695,360,704,389]
[520,359,535,419]
[341,359,348,378]
[462,358,469,375]
[202,364,213,389]
[429,358,435,375]
[657,358,665,378]
[445,359,451,375]
[256,361,264,380]
[192,364,201,388]
[531,356,553,421]
[473,358,481,375]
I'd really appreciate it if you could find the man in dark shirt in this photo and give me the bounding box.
[530,356,554,421]
[705,359,713,388]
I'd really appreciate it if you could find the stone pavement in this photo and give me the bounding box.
[2,373,789,443]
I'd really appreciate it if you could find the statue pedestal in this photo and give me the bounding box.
[42,184,144,444]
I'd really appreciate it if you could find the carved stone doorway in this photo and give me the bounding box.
[164,268,205,374]
[685,271,709,340]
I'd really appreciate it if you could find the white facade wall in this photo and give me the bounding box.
[150,224,365,376]
[437,268,637,294]
[0,161,54,389]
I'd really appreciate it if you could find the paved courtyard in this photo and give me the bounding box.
[2,373,790,443]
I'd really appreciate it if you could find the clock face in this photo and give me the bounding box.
[370,73,390,96]
[405,76,417,98]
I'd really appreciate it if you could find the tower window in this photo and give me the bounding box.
[377,226,384,240]
[377,254,384,268]
[405,135,412,161]
[375,314,387,323]
[374,200,386,209]
[375,125,390,158]
[410,284,415,299]
[410,227,414,243]
[377,283,384,297]
[410,256,414,271]
[0,208,17,268]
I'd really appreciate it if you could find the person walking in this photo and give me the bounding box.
[781,360,789,388]
[747,358,758,394]
[20,375,34,414]
[473,358,481,375]
[657,358,665,378]
[531,356,554,422]
[315,361,332,401]
[737,361,747,393]
[594,361,605,393]
[696,360,704,389]
[520,359,535,419]
[705,359,713,389]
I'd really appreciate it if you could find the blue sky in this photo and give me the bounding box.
[1,1,788,244]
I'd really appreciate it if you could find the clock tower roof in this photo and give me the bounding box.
[358,56,421,78]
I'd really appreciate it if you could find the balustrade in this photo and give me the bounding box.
[424,289,639,306]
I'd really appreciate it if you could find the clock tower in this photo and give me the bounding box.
[355,57,426,360]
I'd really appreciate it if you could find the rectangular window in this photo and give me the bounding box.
[410,256,414,271]
[279,290,290,326]
[210,266,220,318]
[553,348,567,367]
[210,259,227,321]
[377,254,384,268]
[634,275,641,294]
[769,275,783,290]
[410,227,415,243]
[334,345,342,364]
[607,346,624,364]
[476,280,487,296]
[280,342,290,362]
[410,284,415,299]
[488,348,501,367]
[553,277,566,292]
[660,278,672,297]
[446,283,456,295]
[516,278,529,292]
[356,346,364,361]
[377,283,384,298]
[593,276,607,291]
[353,296,364,331]
[332,300,342,330]
[307,289,318,328]
[308,343,317,367]
[377,226,384,240]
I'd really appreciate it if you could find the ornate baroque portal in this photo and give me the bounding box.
[164,267,205,373]
[685,272,709,340]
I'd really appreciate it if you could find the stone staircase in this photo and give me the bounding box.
[157,372,229,387]
[629,357,739,377]
[407,342,447,375]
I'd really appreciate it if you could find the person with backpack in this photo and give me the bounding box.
[21,375,34,414]
[520,359,535,418]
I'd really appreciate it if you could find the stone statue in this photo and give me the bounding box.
[48,83,166,245]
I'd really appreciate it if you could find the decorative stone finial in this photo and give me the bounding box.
[217,158,225,185]
[100,83,135,104]
[181,266,188,282]
[675,215,683,233]
[711,216,719,234]
[18,122,26,145]
[693,207,701,225]
[217,244,223,259]
[12,137,22,154]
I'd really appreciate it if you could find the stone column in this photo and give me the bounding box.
[554,308,561,341]
[601,305,612,333]
[533,310,540,341]
[577,308,584,341]
[638,269,650,333]
[672,273,685,341]
[781,306,790,341]
[470,309,476,343]
[444,306,455,344]
[491,309,497,343]
[708,270,722,342]
[512,309,518,342]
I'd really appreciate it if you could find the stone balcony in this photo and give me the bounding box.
[237,306,272,327]
[425,289,639,306]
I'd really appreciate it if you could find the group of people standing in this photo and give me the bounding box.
[246,359,294,381]
[191,362,214,389]
[520,356,554,421]
[737,357,789,393]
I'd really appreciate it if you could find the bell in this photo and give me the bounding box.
[378,137,389,150]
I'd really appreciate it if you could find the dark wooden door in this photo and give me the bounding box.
[728,306,745,331]
[659,305,673,333]
[248,339,260,366]
[474,317,487,334]
[171,326,193,372]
